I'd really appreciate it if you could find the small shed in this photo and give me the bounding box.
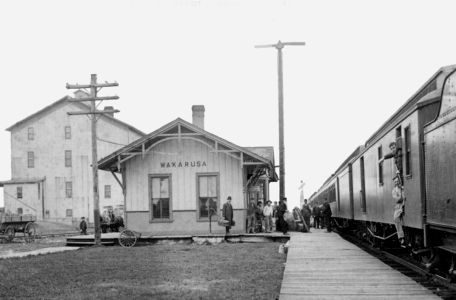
[98,106,278,235]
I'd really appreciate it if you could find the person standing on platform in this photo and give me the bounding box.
[247,198,257,233]
[263,200,273,233]
[222,196,234,234]
[256,201,265,232]
[272,201,279,231]
[79,217,87,235]
[277,197,289,235]
[322,198,332,232]
[312,205,321,229]
[301,199,312,231]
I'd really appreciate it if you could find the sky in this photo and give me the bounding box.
[1,0,456,210]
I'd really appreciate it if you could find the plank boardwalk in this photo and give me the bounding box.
[279,229,441,300]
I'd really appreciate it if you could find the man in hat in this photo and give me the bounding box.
[301,199,311,231]
[382,141,403,185]
[277,197,289,235]
[79,217,87,235]
[263,200,273,233]
[246,198,257,233]
[222,196,234,234]
[256,201,265,232]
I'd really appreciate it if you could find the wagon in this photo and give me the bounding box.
[0,214,37,243]
[118,229,141,248]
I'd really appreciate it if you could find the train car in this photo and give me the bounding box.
[424,68,456,253]
[310,65,456,278]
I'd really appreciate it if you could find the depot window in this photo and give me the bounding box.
[197,173,219,220]
[149,174,172,221]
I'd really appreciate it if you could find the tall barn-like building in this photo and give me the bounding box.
[0,91,145,224]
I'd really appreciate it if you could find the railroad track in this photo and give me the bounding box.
[338,231,456,299]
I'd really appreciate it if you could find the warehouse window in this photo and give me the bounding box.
[66,209,73,217]
[197,173,219,220]
[17,187,23,199]
[65,182,72,198]
[28,151,34,168]
[17,208,23,215]
[65,150,72,167]
[149,175,171,220]
[28,127,34,140]
[404,126,411,176]
[104,185,111,198]
[65,126,71,139]
[378,145,383,185]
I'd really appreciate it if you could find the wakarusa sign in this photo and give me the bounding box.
[160,161,207,168]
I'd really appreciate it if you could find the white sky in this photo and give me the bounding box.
[1,0,455,210]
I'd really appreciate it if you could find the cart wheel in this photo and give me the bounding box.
[5,226,15,242]
[24,222,36,243]
[119,229,137,248]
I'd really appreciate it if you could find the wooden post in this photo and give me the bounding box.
[90,74,101,245]
[66,74,119,246]
[255,41,305,201]
[277,44,285,200]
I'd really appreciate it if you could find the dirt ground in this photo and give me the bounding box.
[0,242,286,299]
[0,220,78,256]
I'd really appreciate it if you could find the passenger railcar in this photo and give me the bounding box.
[309,65,456,278]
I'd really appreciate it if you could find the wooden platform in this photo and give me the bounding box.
[279,229,441,300]
[66,232,289,246]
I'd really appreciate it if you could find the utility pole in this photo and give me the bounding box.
[66,74,119,245]
[255,40,305,201]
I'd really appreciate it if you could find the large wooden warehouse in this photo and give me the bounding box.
[98,106,278,235]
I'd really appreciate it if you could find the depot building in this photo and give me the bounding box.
[98,106,278,235]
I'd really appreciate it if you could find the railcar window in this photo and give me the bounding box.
[404,126,411,176]
[378,146,383,185]
[360,156,366,213]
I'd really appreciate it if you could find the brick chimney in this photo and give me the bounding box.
[192,105,205,129]
[104,106,114,118]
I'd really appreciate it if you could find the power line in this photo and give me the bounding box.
[66,74,119,246]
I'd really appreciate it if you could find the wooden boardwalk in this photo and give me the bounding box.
[279,229,441,300]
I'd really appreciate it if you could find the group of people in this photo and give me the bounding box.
[301,198,333,232]
[78,209,125,235]
[220,195,334,235]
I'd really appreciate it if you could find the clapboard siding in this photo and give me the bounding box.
[125,138,243,216]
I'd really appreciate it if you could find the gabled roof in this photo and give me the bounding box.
[6,96,146,136]
[244,147,275,165]
[98,118,277,180]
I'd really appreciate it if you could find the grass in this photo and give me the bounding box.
[0,242,286,299]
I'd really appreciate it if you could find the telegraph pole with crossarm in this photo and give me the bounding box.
[66,74,119,245]
[255,41,305,201]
